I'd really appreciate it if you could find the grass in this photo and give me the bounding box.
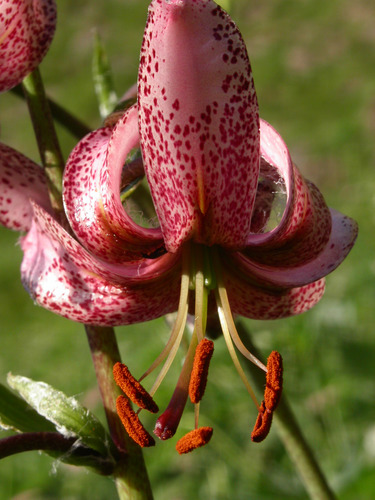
[1,0,374,498]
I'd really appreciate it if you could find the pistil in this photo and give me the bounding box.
[154,331,198,440]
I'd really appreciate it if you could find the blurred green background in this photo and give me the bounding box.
[0,0,374,498]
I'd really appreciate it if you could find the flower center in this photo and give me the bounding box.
[113,242,283,453]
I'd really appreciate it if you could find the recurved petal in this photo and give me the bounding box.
[31,201,180,286]
[138,0,259,252]
[228,209,358,288]
[63,109,162,263]
[20,218,180,326]
[223,266,326,320]
[246,120,332,267]
[0,142,51,231]
[103,104,162,245]
[0,0,56,92]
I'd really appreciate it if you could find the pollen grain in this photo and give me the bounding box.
[176,426,213,454]
[189,338,214,404]
[113,362,159,413]
[116,395,155,448]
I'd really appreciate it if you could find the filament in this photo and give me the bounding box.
[139,243,191,384]
[216,291,260,410]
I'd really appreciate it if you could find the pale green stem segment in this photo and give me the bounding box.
[22,67,64,212]
[236,321,337,500]
[92,30,118,120]
[85,326,153,500]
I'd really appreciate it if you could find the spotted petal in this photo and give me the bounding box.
[0,0,56,92]
[138,0,259,252]
[20,216,180,326]
[63,106,163,263]
[0,142,51,231]
[245,120,334,267]
[223,265,326,320]
[228,209,358,289]
[32,201,180,286]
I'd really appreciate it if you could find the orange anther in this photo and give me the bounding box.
[176,426,213,454]
[251,401,273,443]
[264,351,283,412]
[116,395,155,448]
[113,362,159,413]
[189,338,214,404]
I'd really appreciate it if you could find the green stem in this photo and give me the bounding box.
[85,325,153,500]
[21,68,64,212]
[236,321,336,500]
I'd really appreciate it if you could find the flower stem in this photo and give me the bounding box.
[236,321,336,500]
[85,325,153,500]
[21,68,64,213]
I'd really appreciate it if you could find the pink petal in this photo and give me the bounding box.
[228,209,358,288]
[245,120,333,267]
[138,0,259,252]
[223,266,326,320]
[63,108,162,263]
[0,142,51,231]
[0,0,56,92]
[20,218,180,326]
[32,201,180,286]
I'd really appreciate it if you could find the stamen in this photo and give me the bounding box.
[193,245,207,343]
[138,243,191,387]
[116,396,155,448]
[113,363,158,413]
[251,400,273,443]
[264,351,283,412]
[189,338,214,404]
[216,295,260,410]
[176,427,213,454]
[213,249,267,372]
[194,402,200,430]
[154,331,198,440]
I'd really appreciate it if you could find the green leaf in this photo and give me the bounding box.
[0,384,55,433]
[92,30,118,119]
[7,374,109,457]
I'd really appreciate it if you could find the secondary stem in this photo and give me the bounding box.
[11,84,91,139]
[21,68,64,212]
[85,325,153,500]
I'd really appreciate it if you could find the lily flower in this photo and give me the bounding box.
[0,0,57,92]
[0,0,357,452]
